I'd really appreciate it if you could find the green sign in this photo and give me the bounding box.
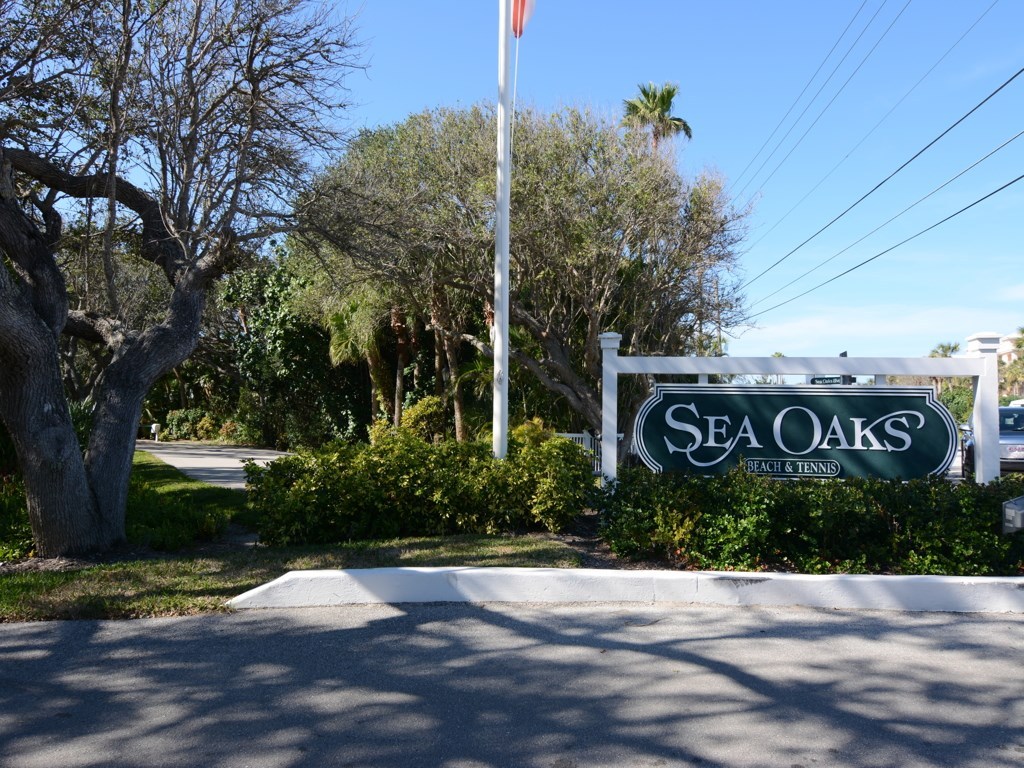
[634,385,957,479]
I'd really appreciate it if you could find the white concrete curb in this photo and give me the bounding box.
[227,567,1024,614]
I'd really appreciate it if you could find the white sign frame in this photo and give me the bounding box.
[599,332,1001,484]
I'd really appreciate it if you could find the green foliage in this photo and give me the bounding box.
[600,467,1024,575]
[220,262,371,448]
[248,427,597,546]
[159,409,221,443]
[402,395,450,442]
[0,422,17,477]
[68,399,94,450]
[514,437,597,532]
[304,105,745,436]
[163,408,208,440]
[510,417,556,448]
[622,81,692,145]
[0,477,33,561]
[939,384,974,425]
[122,453,241,550]
[0,453,242,558]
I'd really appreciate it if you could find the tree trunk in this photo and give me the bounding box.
[429,289,465,440]
[434,328,445,397]
[442,334,466,442]
[365,346,392,422]
[0,304,107,556]
[391,307,410,427]
[84,285,207,535]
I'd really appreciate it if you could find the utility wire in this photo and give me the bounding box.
[740,63,1024,291]
[742,0,998,255]
[740,0,914,211]
[729,0,869,194]
[748,126,1024,308]
[747,173,1024,320]
[732,0,889,203]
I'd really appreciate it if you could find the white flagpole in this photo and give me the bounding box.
[493,0,512,458]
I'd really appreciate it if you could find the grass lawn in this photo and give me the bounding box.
[0,454,582,623]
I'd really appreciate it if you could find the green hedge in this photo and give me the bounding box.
[600,467,1024,576]
[245,427,597,547]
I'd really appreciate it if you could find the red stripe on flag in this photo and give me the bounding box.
[512,0,535,38]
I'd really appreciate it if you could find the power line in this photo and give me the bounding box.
[747,173,1024,321]
[738,0,914,213]
[740,63,1024,291]
[729,0,869,194]
[741,0,999,256]
[732,0,888,204]
[748,126,1024,309]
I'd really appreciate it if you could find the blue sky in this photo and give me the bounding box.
[339,0,1023,358]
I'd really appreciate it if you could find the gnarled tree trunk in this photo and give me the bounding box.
[0,303,105,555]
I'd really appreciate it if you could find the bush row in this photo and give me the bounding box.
[600,466,1024,576]
[157,408,262,445]
[245,424,596,546]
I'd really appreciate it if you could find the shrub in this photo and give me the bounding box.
[0,477,32,561]
[164,408,207,440]
[246,444,379,546]
[195,414,219,441]
[516,437,598,532]
[511,417,555,448]
[599,467,1024,576]
[600,468,715,563]
[248,427,596,546]
[402,396,450,442]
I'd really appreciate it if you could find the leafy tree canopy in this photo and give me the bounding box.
[295,105,747,442]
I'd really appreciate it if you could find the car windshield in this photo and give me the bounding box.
[999,408,1024,434]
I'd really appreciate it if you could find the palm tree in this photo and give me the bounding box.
[1004,327,1024,397]
[929,341,960,395]
[328,290,393,422]
[622,82,692,149]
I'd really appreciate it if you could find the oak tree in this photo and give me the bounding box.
[0,0,359,555]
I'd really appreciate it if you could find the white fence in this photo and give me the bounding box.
[598,332,1001,484]
[556,433,600,474]
[555,432,624,475]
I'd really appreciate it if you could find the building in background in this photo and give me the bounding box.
[967,331,1022,399]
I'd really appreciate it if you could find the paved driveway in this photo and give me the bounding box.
[136,440,291,490]
[1,603,1022,768]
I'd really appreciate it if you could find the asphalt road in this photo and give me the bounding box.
[136,440,291,489]
[2,603,1022,768]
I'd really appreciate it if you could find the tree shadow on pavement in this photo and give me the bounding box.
[1,604,1022,767]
